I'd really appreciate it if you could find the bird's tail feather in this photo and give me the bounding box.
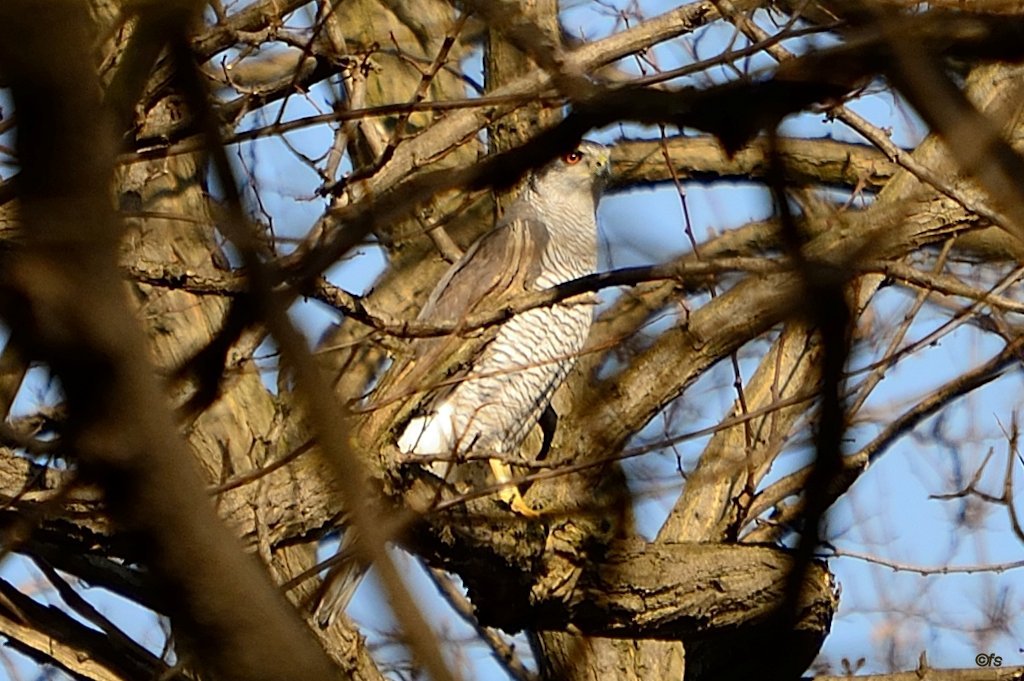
[313,530,368,628]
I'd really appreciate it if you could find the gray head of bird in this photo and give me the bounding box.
[528,140,611,203]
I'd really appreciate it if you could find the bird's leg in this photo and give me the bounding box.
[489,458,540,518]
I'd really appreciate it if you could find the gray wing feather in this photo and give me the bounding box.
[421,209,550,323]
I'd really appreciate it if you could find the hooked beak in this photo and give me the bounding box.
[593,148,612,194]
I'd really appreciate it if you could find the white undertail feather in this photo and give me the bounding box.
[398,403,459,477]
[397,411,446,454]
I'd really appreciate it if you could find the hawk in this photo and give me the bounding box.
[394,140,610,513]
[315,141,610,626]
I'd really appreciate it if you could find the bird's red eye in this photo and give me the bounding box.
[563,150,584,165]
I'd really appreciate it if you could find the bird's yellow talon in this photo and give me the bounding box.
[490,458,541,517]
[506,489,541,518]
